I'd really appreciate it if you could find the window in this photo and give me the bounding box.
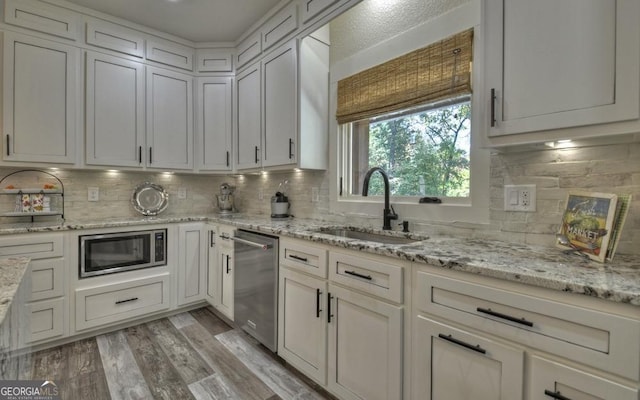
[332,21,489,224]
[347,98,471,198]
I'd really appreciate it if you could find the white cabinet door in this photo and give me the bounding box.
[146,66,193,170]
[177,223,207,306]
[217,245,234,320]
[301,0,339,23]
[528,356,638,400]
[86,52,145,167]
[412,315,524,400]
[195,77,233,171]
[206,225,218,305]
[262,41,297,167]
[236,62,262,169]
[2,33,78,163]
[327,283,403,400]
[278,268,327,385]
[485,0,640,136]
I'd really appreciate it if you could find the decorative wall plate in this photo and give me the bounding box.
[132,182,168,216]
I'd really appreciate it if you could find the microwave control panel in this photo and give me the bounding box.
[155,230,166,264]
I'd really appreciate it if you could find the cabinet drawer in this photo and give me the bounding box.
[236,32,262,68]
[146,39,193,71]
[262,3,298,51]
[528,356,638,400]
[416,272,640,381]
[24,298,65,345]
[86,19,144,57]
[280,238,327,278]
[0,233,64,259]
[30,258,64,301]
[329,252,403,303]
[195,48,234,72]
[75,274,170,331]
[4,0,80,40]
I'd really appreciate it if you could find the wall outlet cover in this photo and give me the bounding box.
[504,184,536,212]
[88,187,99,202]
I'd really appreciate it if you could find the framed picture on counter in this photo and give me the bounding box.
[556,191,617,262]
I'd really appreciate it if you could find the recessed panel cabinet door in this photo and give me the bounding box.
[485,0,640,136]
[86,52,145,167]
[177,223,207,306]
[412,315,524,400]
[196,77,232,171]
[278,268,327,385]
[3,33,78,163]
[327,284,402,400]
[146,66,193,170]
[218,246,234,321]
[262,41,297,167]
[236,62,262,170]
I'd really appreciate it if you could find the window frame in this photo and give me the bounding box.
[329,2,490,225]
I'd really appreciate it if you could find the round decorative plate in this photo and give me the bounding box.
[132,182,168,216]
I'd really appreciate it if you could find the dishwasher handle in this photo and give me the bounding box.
[231,236,272,250]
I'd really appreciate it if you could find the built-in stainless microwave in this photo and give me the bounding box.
[79,229,166,278]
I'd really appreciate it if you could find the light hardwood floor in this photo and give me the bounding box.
[24,307,334,400]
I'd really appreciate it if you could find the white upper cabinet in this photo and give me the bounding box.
[195,48,234,73]
[85,52,145,167]
[85,19,145,58]
[262,3,298,51]
[146,67,194,170]
[236,31,262,69]
[301,0,340,24]
[484,0,640,139]
[236,62,262,169]
[145,39,194,71]
[3,0,80,40]
[262,41,297,167]
[2,33,78,164]
[195,77,233,171]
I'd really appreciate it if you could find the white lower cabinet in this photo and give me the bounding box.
[177,223,207,306]
[75,274,170,331]
[528,356,637,400]
[214,225,235,320]
[412,315,524,400]
[0,233,67,347]
[206,225,218,304]
[327,283,403,400]
[278,267,328,385]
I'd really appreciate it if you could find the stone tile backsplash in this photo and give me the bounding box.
[0,141,637,255]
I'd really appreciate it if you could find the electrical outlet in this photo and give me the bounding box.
[311,187,320,202]
[178,187,187,199]
[88,187,99,202]
[258,189,264,201]
[504,184,536,212]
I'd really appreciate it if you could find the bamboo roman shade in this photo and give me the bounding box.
[336,28,473,124]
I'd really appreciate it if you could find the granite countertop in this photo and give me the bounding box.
[0,257,30,324]
[1,215,638,306]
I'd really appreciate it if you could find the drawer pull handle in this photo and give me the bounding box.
[290,254,308,263]
[115,297,139,305]
[544,390,571,400]
[344,270,372,280]
[316,288,322,318]
[476,307,534,327]
[438,334,486,354]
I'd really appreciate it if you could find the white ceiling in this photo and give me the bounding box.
[61,0,282,43]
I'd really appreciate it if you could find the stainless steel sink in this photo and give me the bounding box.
[312,228,423,245]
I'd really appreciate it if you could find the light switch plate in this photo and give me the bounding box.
[504,184,536,212]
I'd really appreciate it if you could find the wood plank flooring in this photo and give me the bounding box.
[22,307,335,400]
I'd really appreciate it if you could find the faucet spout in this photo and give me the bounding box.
[362,167,398,230]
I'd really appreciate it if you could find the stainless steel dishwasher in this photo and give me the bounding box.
[232,229,279,352]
